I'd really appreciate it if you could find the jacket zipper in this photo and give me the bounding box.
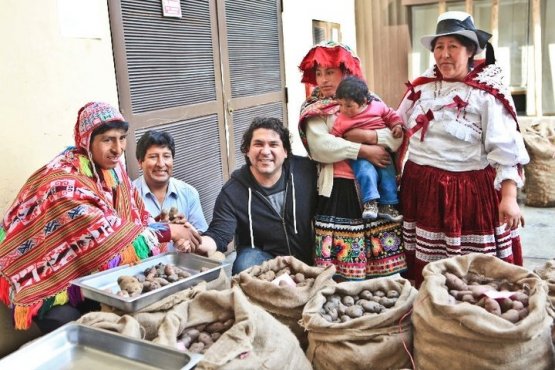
[253,180,292,256]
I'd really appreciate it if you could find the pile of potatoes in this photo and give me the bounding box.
[444,271,530,323]
[320,289,400,323]
[249,265,314,288]
[177,317,235,354]
[116,263,192,297]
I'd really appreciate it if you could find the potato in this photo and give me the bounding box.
[360,300,384,314]
[294,273,305,283]
[328,295,341,305]
[184,329,200,341]
[276,268,290,277]
[359,289,373,300]
[198,332,213,345]
[510,292,529,307]
[210,332,221,341]
[484,297,501,316]
[222,319,235,331]
[324,301,337,313]
[117,275,143,296]
[154,277,169,286]
[116,290,129,297]
[298,278,314,287]
[518,307,529,320]
[340,315,351,323]
[373,290,385,298]
[164,264,176,276]
[250,266,262,276]
[189,342,205,353]
[461,294,476,304]
[449,290,473,300]
[337,303,347,315]
[345,305,364,318]
[166,274,179,283]
[444,272,468,291]
[379,297,397,308]
[180,335,192,349]
[342,295,355,306]
[328,308,339,321]
[387,290,400,299]
[206,322,225,333]
[501,309,520,323]
[512,300,524,310]
[321,314,333,322]
[499,298,514,312]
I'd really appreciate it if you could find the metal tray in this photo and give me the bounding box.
[0,323,202,369]
[71,253,226,312]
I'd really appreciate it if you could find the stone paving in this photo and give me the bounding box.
[521,204,555,272]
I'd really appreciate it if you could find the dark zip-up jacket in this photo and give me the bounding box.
[203,156,317,265]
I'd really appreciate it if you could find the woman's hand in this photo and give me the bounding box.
[499,197,524,230]
[499,179,524,230]
[359,144,391,168]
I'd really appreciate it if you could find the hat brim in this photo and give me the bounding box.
[421,30,484,54]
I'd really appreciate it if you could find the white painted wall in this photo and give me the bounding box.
[282,0,356,156]
[0,0,118,215]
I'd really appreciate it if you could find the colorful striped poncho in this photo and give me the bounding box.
[0,102,170,329]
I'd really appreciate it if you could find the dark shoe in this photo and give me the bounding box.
[378,204,403,222]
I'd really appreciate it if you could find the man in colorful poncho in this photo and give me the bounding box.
[0,102,199,332]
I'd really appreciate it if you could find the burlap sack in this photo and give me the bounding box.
[534,260,555,308]
[77,312,144,339]
[232,256,336,348]
[522,121,555,207]
[534,260,555,345]
[300,278,417,370]
[414,253,554,370]
[178,287,311,370]
[79,281,206,340]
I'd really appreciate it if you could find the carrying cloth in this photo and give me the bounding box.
[522,121,555,206]
[414,253,554,370]
[181,287,311,370]
[232,255,336,349]
[300,278,417,370]
[0,102,171,329]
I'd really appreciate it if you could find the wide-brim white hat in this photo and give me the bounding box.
[420,11,492,54]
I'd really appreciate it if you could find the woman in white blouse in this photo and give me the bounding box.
[397,11,530,286]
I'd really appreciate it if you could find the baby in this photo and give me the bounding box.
[332,76,403,222]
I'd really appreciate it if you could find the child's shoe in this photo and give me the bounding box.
[362,201,379,219]
[378,204,403,222]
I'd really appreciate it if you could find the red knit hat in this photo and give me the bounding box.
[74,102,125,152]
[299,41,364,86]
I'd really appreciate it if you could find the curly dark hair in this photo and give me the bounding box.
[240,117,291,165]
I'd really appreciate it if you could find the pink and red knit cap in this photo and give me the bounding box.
[298,41,364,86]
[74,102,125,152]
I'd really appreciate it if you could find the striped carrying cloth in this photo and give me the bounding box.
[0,102,169,329]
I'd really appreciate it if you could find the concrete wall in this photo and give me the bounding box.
[0,0,119,215]
[282,0,356,156]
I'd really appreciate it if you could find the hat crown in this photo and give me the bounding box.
[74,102,125,152]
[437,11,475,25]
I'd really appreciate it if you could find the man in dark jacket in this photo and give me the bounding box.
[198,117,317,274]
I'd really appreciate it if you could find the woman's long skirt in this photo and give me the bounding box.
[314,178,407,280]
[400,161,523,287]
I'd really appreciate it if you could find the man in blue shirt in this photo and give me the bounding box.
[133,130,208,249]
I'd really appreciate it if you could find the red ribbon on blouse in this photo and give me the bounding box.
[444,95,468,113]
[406,109,434,141]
